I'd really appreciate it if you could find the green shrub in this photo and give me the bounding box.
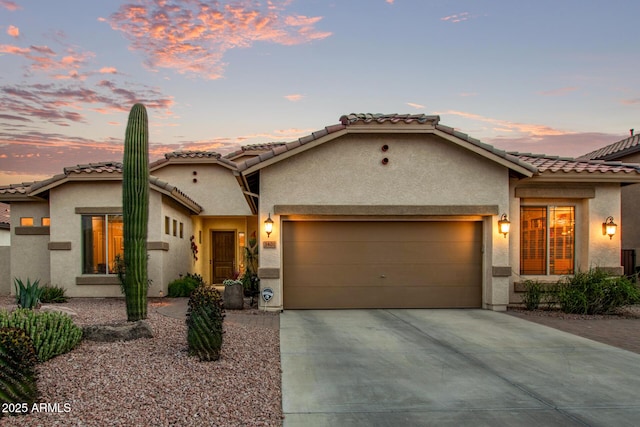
[13,278,43,309]
[186,285,224,361]
[0,309,82,362]
[168,273,206,297]
[39,285,68,304]
[0,327,39,413]
[521,280,544,310]
[556,268,640,315]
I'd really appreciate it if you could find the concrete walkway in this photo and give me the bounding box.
[280,309,640,426]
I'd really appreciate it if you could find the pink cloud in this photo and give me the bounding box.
[105,0,332,79]
[407,102,425,109]
[284,94,304,102]
[621,98,640,105]
[0,1,20,11]
[7,25,19,38]
[441,12,471,23]
[437,110,571,137]
[99,67,118,74]
[489,132,624,158]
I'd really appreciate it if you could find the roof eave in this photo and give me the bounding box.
[524,172,640,184]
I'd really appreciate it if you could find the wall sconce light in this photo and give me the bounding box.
[498,213,510,238]
[602,216,617,240]
[264,213,274,238]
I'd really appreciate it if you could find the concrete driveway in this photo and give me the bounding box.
[281,309,640,426]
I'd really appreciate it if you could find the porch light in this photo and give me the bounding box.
[498,213,510,238]
[603,216,617,240]
[264,213,274,238]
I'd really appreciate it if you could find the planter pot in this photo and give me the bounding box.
[223,283,244,310]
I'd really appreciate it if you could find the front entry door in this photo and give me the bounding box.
[211,231,235,284]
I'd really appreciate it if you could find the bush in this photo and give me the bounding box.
[0,327,39,413]
[521,280,544,310]
[168,273,206,297]
[186,285,225,361]
[13,278,43,309]
[556,268,640,315]
[39,285,68,304]
[0,309,83,362]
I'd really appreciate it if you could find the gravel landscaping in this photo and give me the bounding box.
[0,296,282,426]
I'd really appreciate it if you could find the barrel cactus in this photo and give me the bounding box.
[187,286,225,361]
[122,103,150,321]
[0,327,38,413]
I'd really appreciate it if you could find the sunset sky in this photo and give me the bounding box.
[1,0,639,185]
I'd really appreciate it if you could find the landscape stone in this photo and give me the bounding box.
[82,320,154,342]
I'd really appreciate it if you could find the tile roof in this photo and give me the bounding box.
[513,153,640,175]
[578,134,640,161]
[236,113,537,175]
[0,202,9,227]
[0,182,33,195]
[340,113,441,125]
[0,161,202,213]
[224,142,287,160]
[150,150,237,170]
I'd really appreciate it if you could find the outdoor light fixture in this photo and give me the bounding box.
[498,213,510,238]
[264,213,274,238]
[603,216,617,240]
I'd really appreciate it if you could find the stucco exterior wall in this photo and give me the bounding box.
[0,247,10,295]
[586,184,621,270]
[156,196,193,295]
[10,201,50,293]
[152,164,251,215]
[257,133,511,311]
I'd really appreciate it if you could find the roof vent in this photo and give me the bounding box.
[631,129,635,136]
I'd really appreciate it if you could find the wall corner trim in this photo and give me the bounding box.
[48,242,71,250]
[492,266,512,277]
[258,268,280,279]
[147,241,169,251]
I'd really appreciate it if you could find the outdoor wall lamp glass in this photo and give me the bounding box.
[264,213,274,238]
[603,216,617,240]
[498,213,510,238]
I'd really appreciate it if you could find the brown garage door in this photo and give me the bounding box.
[283,221,482,309]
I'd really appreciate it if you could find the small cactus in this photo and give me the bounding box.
[0,327,38,413]
[186,286,225,361]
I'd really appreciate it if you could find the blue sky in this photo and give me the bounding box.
[1,0,639,185]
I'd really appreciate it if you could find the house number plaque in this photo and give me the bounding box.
[263,241,276,249]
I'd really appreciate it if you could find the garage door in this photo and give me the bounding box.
[283,221,482,309]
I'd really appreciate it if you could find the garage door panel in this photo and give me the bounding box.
[285,263,482,287]
[285,241,481,265]
[283,221,482,309]
[285,285,481,309]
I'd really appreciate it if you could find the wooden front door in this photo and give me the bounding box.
[211,231,235,284]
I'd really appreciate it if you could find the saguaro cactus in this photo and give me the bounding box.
[122,103,149,321]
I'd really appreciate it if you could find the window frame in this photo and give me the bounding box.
[81,214,123,275]
[520,204,577,276]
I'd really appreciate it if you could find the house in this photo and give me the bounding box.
[1,113,639,310]
[579,130,640,275]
